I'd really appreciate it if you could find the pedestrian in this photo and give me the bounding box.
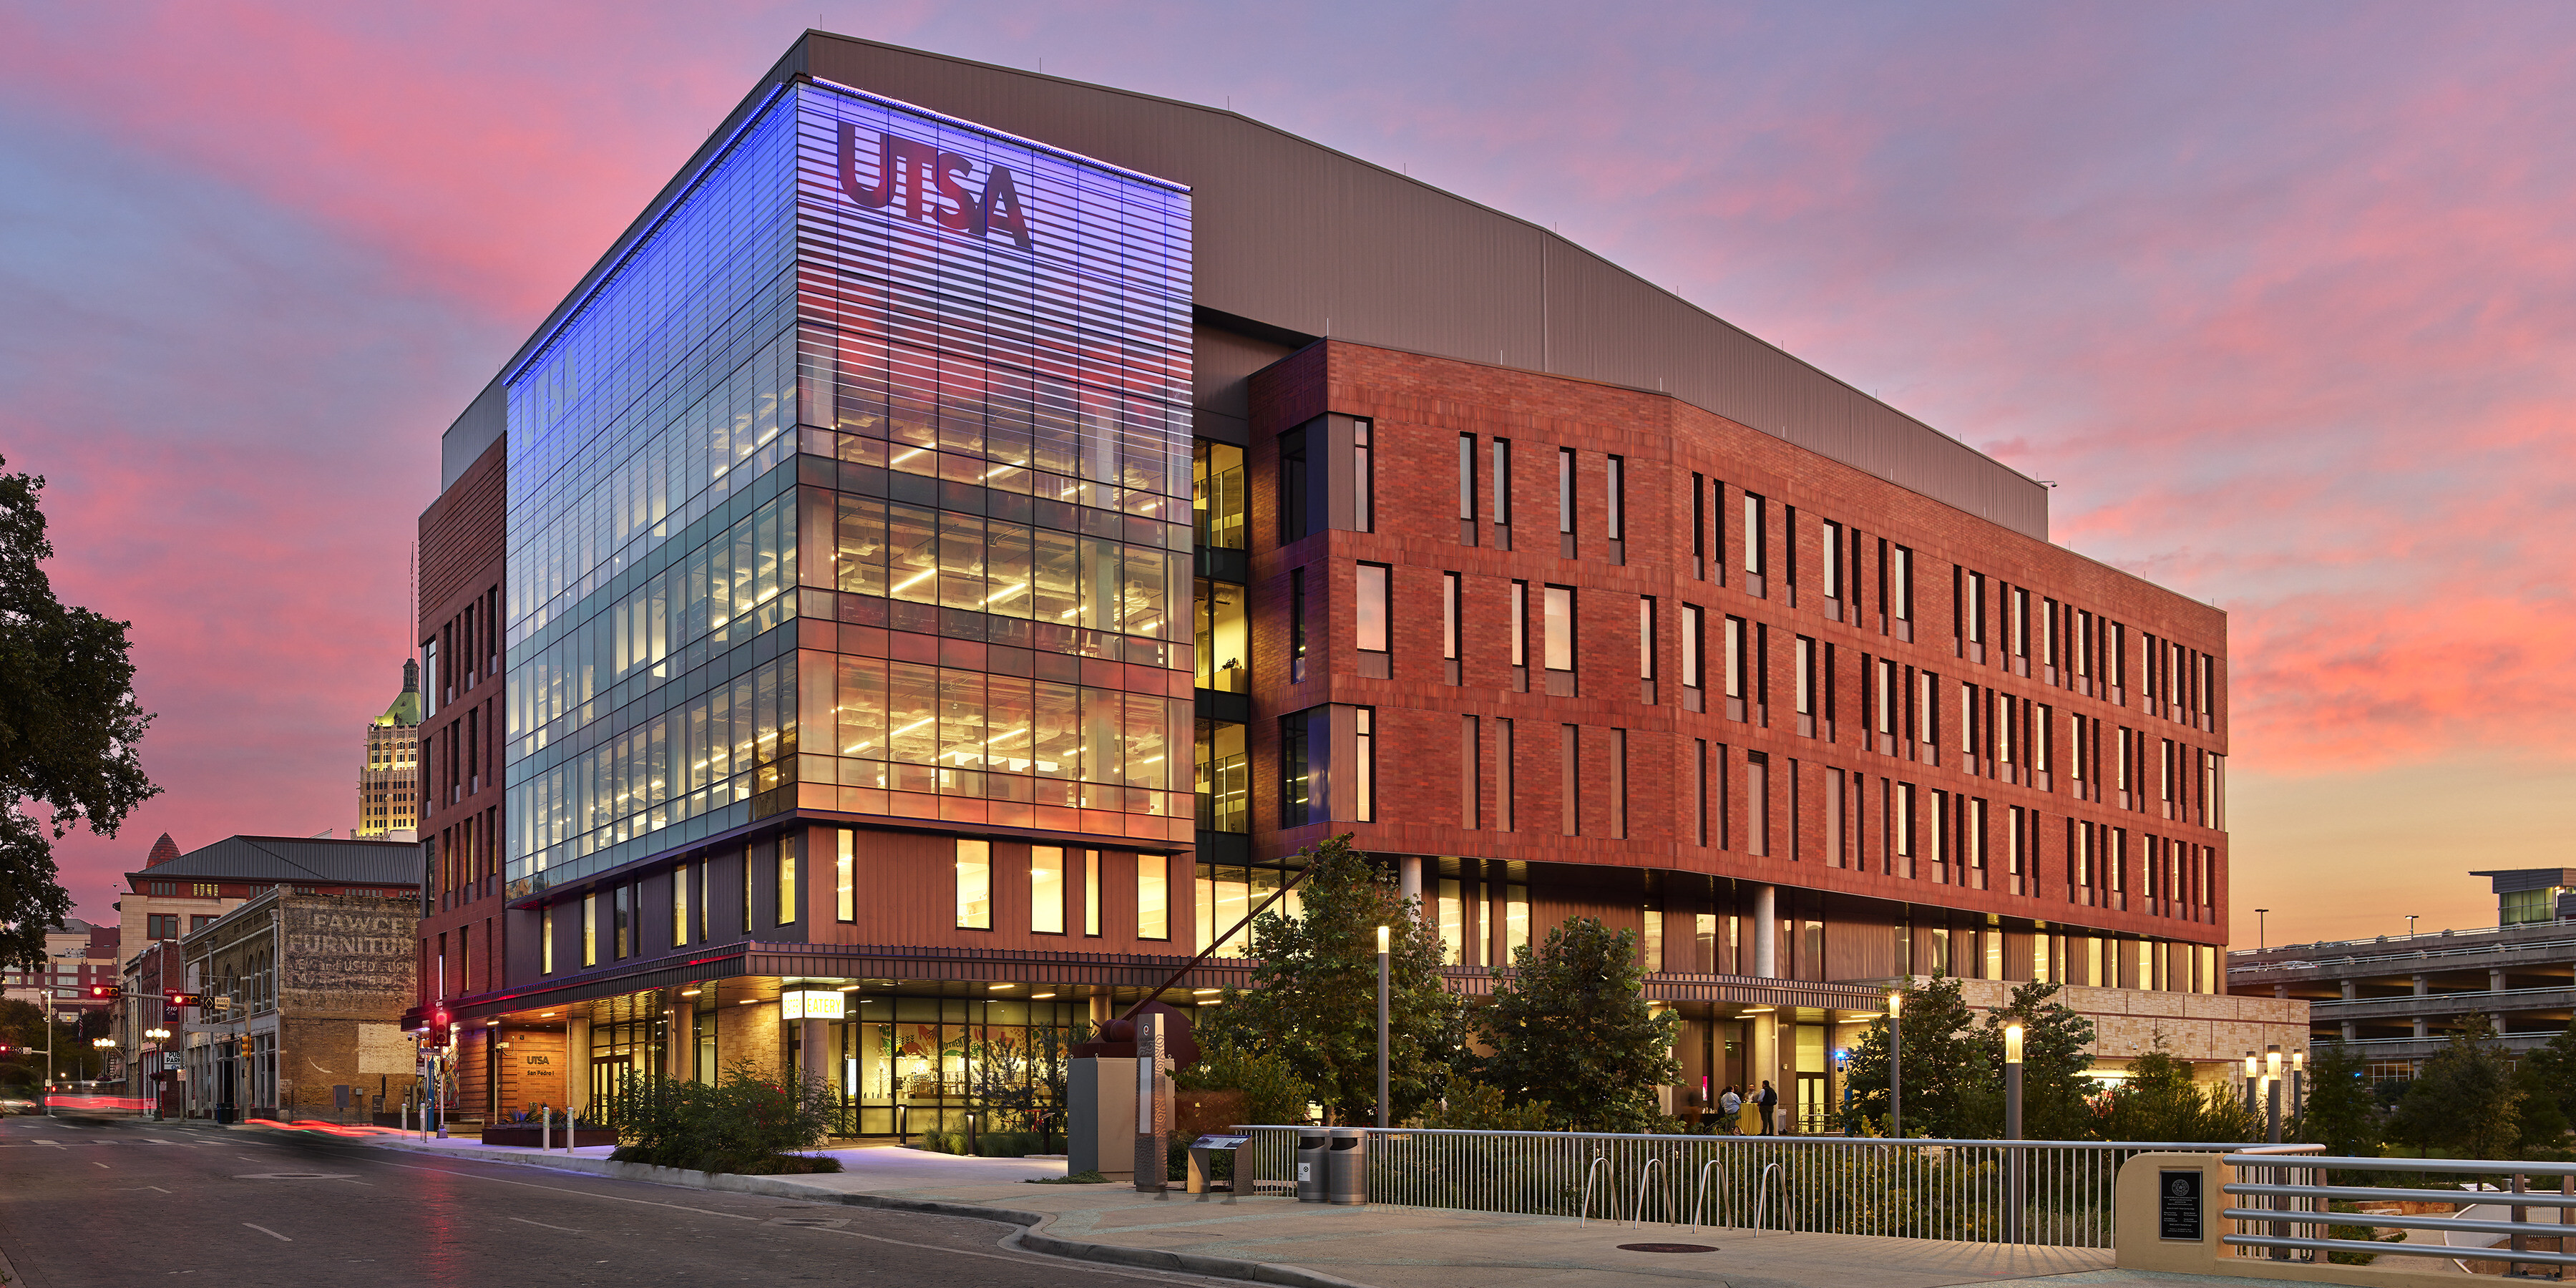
[1718,1084,1742,1135]
[1757,1080,1777,1135]
[1735,1085,1760,1136]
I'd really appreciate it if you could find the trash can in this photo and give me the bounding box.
[1326,1127,1368,1205]
[1295,1131,1330,1203]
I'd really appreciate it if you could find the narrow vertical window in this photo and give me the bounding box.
[955,839,992,930]
[1890,545,1913,638]
[1351,419,1373,532]
[1457,433,1478,544]
[1505,882,1530,958]
[582,892,597,966]
[1560,724,1580,836]
[834,833,855,922]
[1694,738,1709,846]
[1460,714,1480,828]
[1821,522,1843,603]
[1509,581,1529,688]
[1613,728,1629,839]
[1637,596,1657,698]
[1137,854,1169,940]
[1281,708,1314,828]
[1356,562,1391,677]
[1543,585,1574,694]
[1557,447,1576,535]
[1691,473,1707,579]
[1497,718,1516,832]
[1289,567,1308,684]
[674,867,691,947]
[775,834,797,927]
[1795,636,1815,736]
[615,884,633,957]
[1353,707,1376,823]
[1442,572,1463,684]
[1742,494,1767,596]
[542,903,555,974]
[1746,753,1770,856]
[1492,439,1513,536]
[1084,850,1101,936]
[1724,615,1746,719]
[1031,846,1065,934]
[1682,605,1704,708]
[1605,455,1626,550]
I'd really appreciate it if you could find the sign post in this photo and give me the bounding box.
[1133,1012,1170,1192]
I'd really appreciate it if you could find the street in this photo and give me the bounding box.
[0,1115,1222,1288]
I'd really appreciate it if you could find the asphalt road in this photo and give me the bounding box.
[0,1114,1229,1288]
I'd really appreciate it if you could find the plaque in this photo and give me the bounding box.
[2158,1169,2203,1241]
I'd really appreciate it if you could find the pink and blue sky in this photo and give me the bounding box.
[4,3,2569,947]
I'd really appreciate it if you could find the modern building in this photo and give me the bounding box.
[2230,868,2576,1078]
[358,660,425,840]
[412,32,2288,1133]
[170,888,422,1122]
[0,918,119,1025]
[117,834,423,971]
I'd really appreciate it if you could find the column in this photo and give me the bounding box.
[1400,856,1423,915]
[801,1018,830,1091]
[2341,980,2357,1000]
[665,992,692,1080]
[2342,1020,2357,1042]
[566,1013,591,1116]
[2411,973,2429,1040]
[1752,885,1777,977]
[2491,968,2507,993]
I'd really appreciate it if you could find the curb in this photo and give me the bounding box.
[361,1139,1373,1288]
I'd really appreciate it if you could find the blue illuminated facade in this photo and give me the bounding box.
[503,82,1194,897]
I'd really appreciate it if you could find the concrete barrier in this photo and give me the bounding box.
[2114,1152,2468,1288]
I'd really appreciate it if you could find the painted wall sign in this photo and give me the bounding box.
[836,124,1034,249]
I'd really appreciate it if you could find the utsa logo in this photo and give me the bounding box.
[836,122,1035,250]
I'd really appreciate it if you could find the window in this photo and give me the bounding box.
[776,835,798,927]
[1032,846,1065,934]
[1084,850,1101,935]
[1557,447,1576,535]
[582,894,597,966]
[1461,714,1481,827]
[1457,433,1477,542]
[1795,636,1817,735]
[190,914,215,932]
[614,884,632,958]
[147,914,179,940]
[1357,562,1391,675]
[1279,423,1311,543]
[1193,578,1247,692]
[1354,706,1376,821]
[836,831,855,922]
[1613,728,1629,839]
[1281,708,1315,828]
[1509,581,1529,686]
[1682,605,1704,699]
[1442,572,1462,683]
[1351,419,1374,532]
[1638,597,1657,687]
[1692,474,1707,578]
[1561,724,1580,836]
[1138,854,1169,940]
[955,839,991,930]
[1543,585,1574,673]
[1497,717,1516,832]
[1746,753,1770,856]
[1504,883,1530,959]
[1606,456,1626,541]
[1743,494,1767,595]
[1491,439,1512,527]
[1191,440,1245,550]
[1821,522,1843,602]
[542,904,555,973]
[674,867,691,947]
[1289,567,1308,684]
[1724,615,1747,716]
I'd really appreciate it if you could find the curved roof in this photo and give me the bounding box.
[444,31,2047,540]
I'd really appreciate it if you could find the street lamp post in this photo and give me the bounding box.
[1375,925,1390,1129]
[2243,1051,2259,1118]
[2255,909,2268,951]
[2004,1023,2025,1244]
[2291,1051,2307,1125]
[145,1029,171,1119]
[1887,990,1903,1141]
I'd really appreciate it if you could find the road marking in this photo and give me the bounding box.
[509,1216,585,1234]
[243,1224,292,1242]
[92,1161,109,1169]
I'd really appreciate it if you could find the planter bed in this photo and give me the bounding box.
[479,1125,617,1148]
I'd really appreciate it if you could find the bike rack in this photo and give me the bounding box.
[1632,1156,1668,1228]
[1690,1157,1722,1231]
[1750,1161,1785,1237]
[1579,1155,1618,1226]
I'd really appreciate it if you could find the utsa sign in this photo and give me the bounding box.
[836,123,1034,250]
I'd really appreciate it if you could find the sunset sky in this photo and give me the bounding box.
[4,2,2568,949]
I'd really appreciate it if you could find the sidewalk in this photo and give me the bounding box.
[364,1132,2142,1288]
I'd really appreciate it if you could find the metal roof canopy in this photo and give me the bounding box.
[124,834,423,888]
[444,31,2049,540]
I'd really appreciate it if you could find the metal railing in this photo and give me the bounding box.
[2223,1153,2576,1273]
[1234,1126,2260,1247]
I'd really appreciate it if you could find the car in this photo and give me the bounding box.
[0,1097,40,1116]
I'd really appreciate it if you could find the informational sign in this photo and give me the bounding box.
[2158,1169,2204,1241]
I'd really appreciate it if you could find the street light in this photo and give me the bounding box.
[2004,1023,2026,1244]
[2243,1050,2259,1118]
[1375,925,1390,1129]
[2290,1051,2307,1125]
[2255,909,2268,951]
[2265,1046,2284,1144]
[1887,990,1904,1141]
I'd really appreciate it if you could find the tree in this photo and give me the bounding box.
[1177,1028,1314,1129]
[2389,1015,2524,1158]
[1476,916,1679,1131]
[2101,1030,2259,1143]
[1980,980,2099,1140]
[1201,836,1469,1125]
[2297,1041,2383,1158]
[2510,1018,2576,1150]
[1840,973,1994,1137]
[0,456,158,972]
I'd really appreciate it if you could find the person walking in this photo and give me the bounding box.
[1718,1084,1742,1135]
[1756,1080,1777,1135]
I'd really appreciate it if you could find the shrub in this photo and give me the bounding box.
[1177,1029,1314,1128]
[605,1060,841,1175]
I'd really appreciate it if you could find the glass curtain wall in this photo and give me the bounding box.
[838,991,1086,1138]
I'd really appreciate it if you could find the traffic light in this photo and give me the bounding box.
[87,984,121,1001]
[164,990,201,1008]
[0,1043,12,1055]
[426,1009,454,1047]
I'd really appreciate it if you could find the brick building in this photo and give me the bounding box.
[175,889,423,1122]
[411,33,2296,1133]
